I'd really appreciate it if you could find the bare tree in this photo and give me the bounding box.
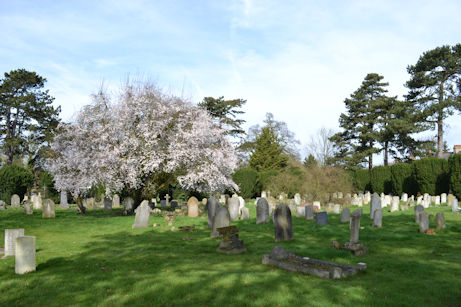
[304,127,335,166]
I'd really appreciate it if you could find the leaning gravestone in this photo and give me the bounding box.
[187,197,199,217]
[15,236,36,275]
[415,205,424,223]
[274,204,293,242]
[316,212,328,226]
[24,203,33,215]
[4,229,25,257]
[419,212,429,233]
[122,197,135,215]
[132,200,151,229]
[112,194,120,208]
[340,208,350,223]
[240,207,250,220]
[370,193,381,219]
[256,198,270,224]
[11,194,20,208]
[372,209,383,228]
[436,213,445,229]
[60,191,68,208]
[42,199,55,218]
[228,196,240,221]
[305,205,314,220]
[211,206,230,238]
[206,197,219,228]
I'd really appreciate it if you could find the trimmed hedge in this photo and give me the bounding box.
[370,166,392,194]
[390,163,416,196]
[0,164,34,203]
[352,169,371,192]
[412,158,449,195]
[449,154,461,199]
[232,169,260,199]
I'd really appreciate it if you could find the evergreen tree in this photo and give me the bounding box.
[248,126,288,171]
[406,44,461,157]
[303,154,317,168]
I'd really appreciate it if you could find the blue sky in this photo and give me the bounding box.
[1,0,461,161]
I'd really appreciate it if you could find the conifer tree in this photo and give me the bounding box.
[248,126,288,171]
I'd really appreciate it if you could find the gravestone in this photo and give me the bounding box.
[419,212,429,233]
[340,208,350,223]
[160,200,167,208]
[274,204,293,242]
[333,204,341,214]
[24,203,33,215]
[228,196,240,221]
[122,197,135,215]
[352,209,363,216]
[187,197,199,217]
[435,196,440,206]
[211,206,230,238]
[372,209,383,228]
[4,229,25,257]
[112,194,120,208]
[401,193,408,202]
[240,207,250,220]
[436,213,445,229]
[170,200,178,210]
[256,198,270,224]
[338,192,343,199]
[415,205,424,223]
[370,193,381,219]
[11,194,20,207]
[216,226,247,254]
[451,198,459,212]
[441,193,447,204]
[350,211,361,243]
[206,197,219,228]
[42,199,55,218]
[132,201,152,229]
[305,205,314,220]
[390,196,399,212]
[261,191,267,198]
[296,206,305,217]
[238,196,245,212]
[59,191,68,208]
[316,212,328,226]
[103,197,112,211]
[313,201,321,211]
[294,193,301,205]
[15,236,36,274]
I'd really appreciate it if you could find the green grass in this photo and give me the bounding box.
[1,203,461,306]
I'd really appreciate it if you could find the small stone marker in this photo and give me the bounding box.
[316,212,328,226]
[122,197,135,215]
[112,194,120,208]
[305,205,314,220]
[372,209,383,228]
[419,212,429,233]
[211,206,230,237]
[15,236,36,274]
[24,203,33,215]
[340,208,350,223]
[240,207,250,220]
[206,197,219,228]
[132,200,152,229]
[42,199,55,218]
[436,213,445,229]
[274,204,293,242]
[401,193,408,202]
[11,194,20,207]
[187,197,199,217]
[228,196,240,221]
[415,205,424,223]
[103,197,112,211]
[4,229,25,257]
[60,191,69,208]
[216,226,247,254]
[256,198,270,224]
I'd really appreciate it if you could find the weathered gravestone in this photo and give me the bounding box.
[256,198,270,224]
[333,209,368,256]
[435,196,440,206]
[370,193,381,219]
[333,204,341,214]
[294,193,301,205]
[419,212,429,233]
[441,193,447,204]
[228,196,240,221]
[316,212,328,226]
[436,213,445,229]
[451,198,459,212]
[238,196,245,212]
[415,205,424,223]
[15,236,36,275]
[216,226,247,254]
[170,200,178,210]
[401,193,408,202]
[296,206,305,217]
[390,196,399,212]
[60,191,69,208]
[305,205,314,220]
[240,207,250,220]
[372,209,383,228]
[112,194,120,208]
[42,199,55,218]
[3,229,25,258]
[24,203,33,215]
[187,197,199,217]
[132,201,152,229]
[340,208,350,223]
[103,197,112,212]
[122,197,135,215]
[206,197,219,228]
[11,194,20,208]
[211,205,230,238]
[274,204,293,242]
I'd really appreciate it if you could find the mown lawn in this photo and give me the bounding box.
[1,202,461,306]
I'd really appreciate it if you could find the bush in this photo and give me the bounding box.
[412,158,449,195]
[39,171,59,203]
[352,169,371,192]
[257,170,279,194]
[0,164,34,203]
[370,166,392,194]
[390,163,415,196]
[232,169,259,199]
[449,154,461,199]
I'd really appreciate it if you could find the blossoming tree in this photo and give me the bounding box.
[48,82,238,212]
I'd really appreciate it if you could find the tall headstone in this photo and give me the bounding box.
[11,194,20,207]
[415,205,424,223]
[434,196,440,206]
[274,204,293,242]
[103,197,112,211]
[187,197,199,217]
[350,211,361,243]
[441,193,447,204]
[256,198,270,224]
[238,196,245,212]
[60,191,69,208]
[15,236,36,274]
[206,197,219,228]
[340,208,350,223]
[4,229,25,257]
[419,212,429,233]
[316,212,328,226]
[372,209,383,227]
[294,193,301,205]
[132,201,151,229]
[390,196,399,212]
[122,197,134,215]
[240,207,250,220]
[211,206,230,237]
[452,198,460,212]
[305,205,314,220]
[436,213,445,229]
[228,196,240,221]
[42,199,55,218]
[112,194,120,208]
[370,193,381,219]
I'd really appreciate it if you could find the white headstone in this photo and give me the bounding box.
[112,194,120,208]
[441,193,447,204]
[15,236,36,274]
[132,201,152,229]
[42,199,55,218]
[435,196,440,206]
[294,193,301,205]
[401,193,408,202]
[32,194,42,210]
[390,196,399,212]
[4,229,25,257]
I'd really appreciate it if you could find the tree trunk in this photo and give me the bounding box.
[437,82,444,158]
[384,141,389,166]
[368,141,373,170]
[76,198,86,214]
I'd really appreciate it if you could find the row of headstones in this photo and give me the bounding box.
[2,229,36,274]
[4,198,56,218]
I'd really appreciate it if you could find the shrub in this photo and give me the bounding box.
[412,158,449,195]
[39,171,59,203]
[352,169,371,192]
[0,164,34,203]
[370,166,392,194]
[390,163,415,196]
[232,169,259,199]
[257,170,279,194]
[449,154,461,199]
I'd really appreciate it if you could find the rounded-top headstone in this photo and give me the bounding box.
[11,194,20,207]
[187,196,199,206]
[370,193,381,219]
[122,197,135,215]
[256,198,270,224]
[42,199,55,218]
[211,205,230,237]
[274,204,293,242]
[228,196,240,221]
[112,194,120,208]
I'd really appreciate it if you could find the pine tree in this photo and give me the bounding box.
[249,126,288,171]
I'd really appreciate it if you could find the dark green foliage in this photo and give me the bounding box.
[352,169,371,192]
[449,154,461,199]
[390,163,415,196]
[370,166,392,194]
[249,126,288,171]
[257,170,279,192]
[412,158,449,195]
[39,171,59,203]
[0,164,34,202]
[303,154,317,168]
[232,169,259,199]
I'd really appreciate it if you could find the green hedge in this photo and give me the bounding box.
[232,169,260,199]
[390,163,416,196]
[352,169,371,192]
[0,164,34,203]
[370,166,392,194]
[449,154,461,199]
[412,158,449,195]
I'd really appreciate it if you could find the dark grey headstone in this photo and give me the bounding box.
[211,205,230,237]
[316,212,328,226]
[228,196,240,221]
[160,200,167,208]
[436,212,445,229]
[256,198,270,224]
[170,200,178,210]
[352,209,363,216]
[419,211,429,233]
[206,197,219,228]
[340,208,350,223]
[414,205,424,223]
[370,193,381,219]
[305,205,314,220]
[372,209,383,228]
[274,204,293,242]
